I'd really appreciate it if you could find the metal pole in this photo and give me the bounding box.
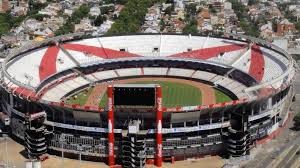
[107,85,115,166]
[156,86,163,167]
[4,134,8,168]
[60,134,65,168]
[78,145,82,168]
[79,150,81,168]
[62,142,64,168]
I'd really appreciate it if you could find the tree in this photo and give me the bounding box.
[164,6,172,16]
[248,0,259,6]
[228,0,247,19]
[183,19,198,34]
[107,0,161,34]
[209,5,217,14]
[239,20,259,37]
[71,4,90,24]
[0,22,10,36]
[295,22,300,31]
[55,23,74,36]
[29,14,48,21]
[103,0,128,4]
[185,3,197,16]
[29,0,48,11]
[166,0,174,3]
[100,6,113,15]
[294,112,300,130]
[94,15,106,26]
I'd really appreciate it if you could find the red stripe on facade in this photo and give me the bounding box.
[249,44,265,82]
[39,46,60,81]
[171,44,246,59]
[13,87,36,98]
[62,43,140,59]
[141,67,144,75]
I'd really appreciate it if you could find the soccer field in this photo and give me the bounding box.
[99,81,202,107]
[66,80,232,107]
[215,89,232,103]
[66,88,93,106]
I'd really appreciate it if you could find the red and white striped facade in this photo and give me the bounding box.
[0,33,296,166]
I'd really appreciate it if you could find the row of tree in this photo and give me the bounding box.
[182,3,198,34]
[55,4,91,36]
[0,1,48,36]
[228,0,260,37]
[107,0,161,34]
[294,111,300,130]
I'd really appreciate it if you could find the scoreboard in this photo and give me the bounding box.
[113,84,157,108]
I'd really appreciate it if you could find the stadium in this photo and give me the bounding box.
[0,33,297,167]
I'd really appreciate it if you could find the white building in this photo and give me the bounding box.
[64,9,74,16]
[224,2,232,10]
[89,6,101,16]
[23,19,43,31]
[96,20,114,33]
[38,3,62,16]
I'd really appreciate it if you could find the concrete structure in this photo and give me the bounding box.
[0,33,296,167]
[0,0,9,13]
[277,19,295,36]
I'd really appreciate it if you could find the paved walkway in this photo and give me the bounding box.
[0,137,225,168]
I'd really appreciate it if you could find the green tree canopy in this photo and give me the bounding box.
[71,4,90,24]
[248,0,259,6]
[107,0,161,34]
[295,22,300,31]
[164,6,172,16]
[183,18,198,34]
[185,3,197,16]
[294,112,300,129]
[54,23,74,36]
[94,15,107,26]
[29,14,49,21]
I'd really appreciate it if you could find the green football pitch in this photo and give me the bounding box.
[215,89,232,103]
[99,81,202,107]
[66,81,232,107]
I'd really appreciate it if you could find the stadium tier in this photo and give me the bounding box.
[0,33,297,166]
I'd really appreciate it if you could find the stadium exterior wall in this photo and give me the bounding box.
[0,84,293,161]
[0,33,297,164]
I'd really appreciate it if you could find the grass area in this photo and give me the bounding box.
[215,89,232,103]
[66,88,93,106]
[67,80,232,107]
[99,81,202,107]
[99,93,108,107]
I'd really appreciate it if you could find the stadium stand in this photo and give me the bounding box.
[0,33,295,167]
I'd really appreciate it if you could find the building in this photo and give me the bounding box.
[224,2,232,10]
[0,0,10,13]
[11,6,28,16]
[38,3,62,16]
[74,18,95,32]
[277,19,295,36]
[89,5,101,17]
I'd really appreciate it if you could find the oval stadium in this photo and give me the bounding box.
[0,33,297,167]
